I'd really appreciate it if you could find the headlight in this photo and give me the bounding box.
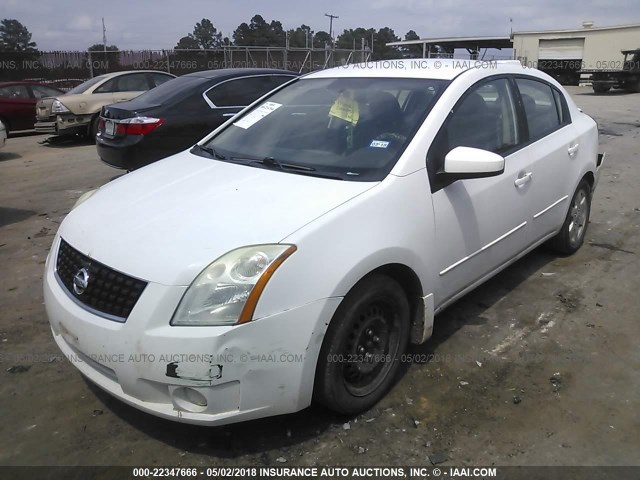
[71,189,97,210]
[171,244,296,326]
[51,99,70,113]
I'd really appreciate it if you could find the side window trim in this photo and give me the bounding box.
[203,74,296,109]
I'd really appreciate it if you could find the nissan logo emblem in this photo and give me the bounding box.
[73,267,90,295]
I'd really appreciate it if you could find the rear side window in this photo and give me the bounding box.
[206,76,288,107]
[515,78,565,141]
[31,85,62,98]
[150,73,173,87]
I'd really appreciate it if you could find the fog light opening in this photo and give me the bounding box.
[172,387,208,413]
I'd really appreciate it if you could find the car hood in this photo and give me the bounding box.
[58,151,377,286]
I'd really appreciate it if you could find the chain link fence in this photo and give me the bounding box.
[0,47,372,84]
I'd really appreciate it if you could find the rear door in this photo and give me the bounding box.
[512,77,576,241]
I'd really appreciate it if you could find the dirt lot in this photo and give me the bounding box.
[0,87,638,468]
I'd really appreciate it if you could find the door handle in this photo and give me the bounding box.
[222,113,238,117]
[514,172,533,187]
[568,143,579,157]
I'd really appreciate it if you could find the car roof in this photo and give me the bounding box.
[0,81,62,88]
[183,68,298,80]
[304,58,524,81]
[96,70,176,80]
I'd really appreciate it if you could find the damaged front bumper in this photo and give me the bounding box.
[43,238,341,426]
[35,113,92,135]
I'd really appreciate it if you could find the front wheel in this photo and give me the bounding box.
[87,115,99,141]
[314,274,410,415]
[547,179,592,255]
[592,84,610,94]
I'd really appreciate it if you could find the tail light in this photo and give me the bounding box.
[115,116,164,136]
[98,118,105,131]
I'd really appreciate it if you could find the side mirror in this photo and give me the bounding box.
[443,146,505,179]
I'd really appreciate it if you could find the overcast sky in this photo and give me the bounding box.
[2,0,638,51]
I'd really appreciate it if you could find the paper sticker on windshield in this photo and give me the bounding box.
[233,102,282,130]
[329,92,360,125]
[369,140,390,149]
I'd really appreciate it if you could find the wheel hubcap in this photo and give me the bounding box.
[568,189,588,246]
[342,301,400,397]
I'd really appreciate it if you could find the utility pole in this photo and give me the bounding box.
[102,17,107,53]
[324,13,339,46]
[102,17,108,71]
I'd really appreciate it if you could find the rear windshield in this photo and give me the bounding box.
[67,75,107,94]
[202,77,449,181]
[130,76,206,105]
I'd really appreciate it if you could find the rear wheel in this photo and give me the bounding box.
[592,84,610,94]
[314,274,410,415]
[547,179,592,255]
[626,78,640,94]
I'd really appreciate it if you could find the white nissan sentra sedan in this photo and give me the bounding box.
[44,59,603,425]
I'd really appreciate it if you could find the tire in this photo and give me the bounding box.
[592,84,610,94]
[626,78,640,94]
[547,179,592,255]
[314,274,410,415]
[87,115,99,141]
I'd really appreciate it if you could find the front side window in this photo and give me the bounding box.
[67,75,107,94]
[430,77,519,170]
[0,85,30,99]
[427,77,519,192]
[200,77,449,181]
[515,78,563,141]
[94,78,117,93]
[113,73,149,92]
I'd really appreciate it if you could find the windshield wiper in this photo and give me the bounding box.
[191,144,227,160]
[230,155,317,173]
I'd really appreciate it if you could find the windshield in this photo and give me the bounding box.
[66,75,107,95]
[200,77,448,181]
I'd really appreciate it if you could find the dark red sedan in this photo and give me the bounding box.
[0,81,63,133]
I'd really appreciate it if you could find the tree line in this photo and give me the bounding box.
[0,16,434,61]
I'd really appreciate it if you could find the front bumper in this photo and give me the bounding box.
[594,152,605,191]
[44,239,340,425]
[35,114,92,135]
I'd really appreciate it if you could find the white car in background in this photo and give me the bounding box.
[44,59,602,426]
[0,120,6,148]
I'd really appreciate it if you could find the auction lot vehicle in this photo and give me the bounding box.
[96,69,297,170]
[0,119,6,148]
[580,49,640,93]
[44,59,602,426]
[0,81,63,133]
[34,70,175,138]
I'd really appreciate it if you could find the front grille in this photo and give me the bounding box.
[56,238,147,321]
